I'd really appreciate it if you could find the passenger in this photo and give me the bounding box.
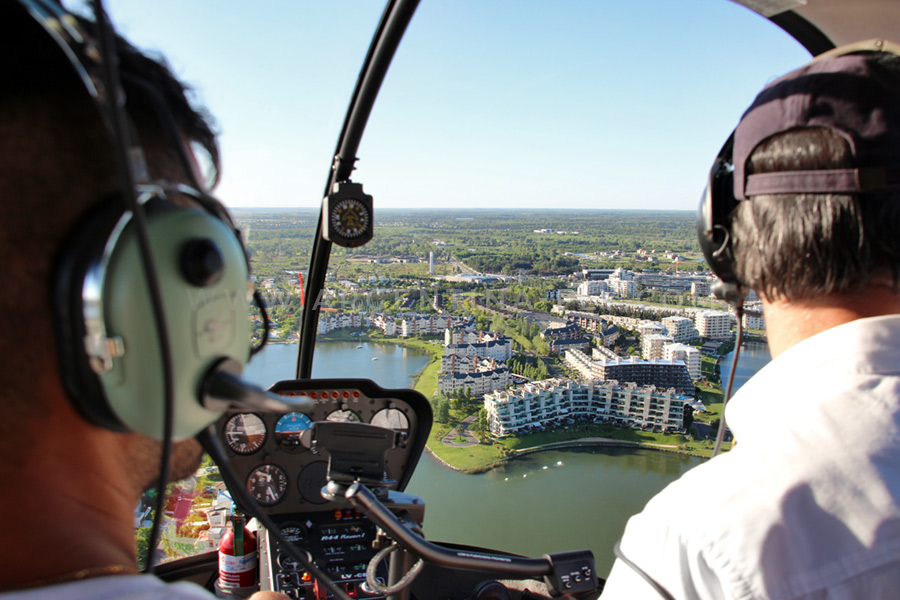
[0,3,285,599]
[602,51,900,599]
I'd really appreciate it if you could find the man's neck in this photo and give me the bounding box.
[0,411,141,591]
[763,286,900,358]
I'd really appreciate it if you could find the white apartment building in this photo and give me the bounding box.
[483,378,690,437]
[564,349,694,395]
[440,355,505,375]
[400,314,454,337]
[662,316,699,343]
[642,333,673,361]
[691,280,711,296]
[444,337,513,362]
[741,302,766,329]
[438,368,509,397]
[577,280,609,296]
[608,278,637,298]
[639,322,666,338]
[444,327,496,346]
[317,312,370,335]
[695,310,733,339]
[663,343,701,380]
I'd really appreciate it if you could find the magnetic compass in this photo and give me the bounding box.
[322,181,373,248]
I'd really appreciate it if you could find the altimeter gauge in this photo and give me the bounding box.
[322,181,373,248]
[246,464,289,506]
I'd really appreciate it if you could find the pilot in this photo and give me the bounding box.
[0,3,286,599]
[601,50,900,598]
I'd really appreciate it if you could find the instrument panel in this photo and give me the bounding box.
[215,378,432,516]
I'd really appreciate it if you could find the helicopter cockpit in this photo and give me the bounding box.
[10,0,900,599]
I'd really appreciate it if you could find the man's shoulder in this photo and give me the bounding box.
[0,575,215,600]
[609,423,900,599]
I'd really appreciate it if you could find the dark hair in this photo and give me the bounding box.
[0,4,219,180]
[731,127,900,301]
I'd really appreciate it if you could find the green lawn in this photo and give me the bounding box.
[412,350,441,399]
[426,423,504,471]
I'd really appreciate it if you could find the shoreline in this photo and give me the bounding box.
[426,438,708,474]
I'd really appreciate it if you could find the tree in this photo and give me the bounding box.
[135,526,152,566]
[471,408,488,435]
[682,405,694,431]
[534,300,553,313]
[435,399,451,424]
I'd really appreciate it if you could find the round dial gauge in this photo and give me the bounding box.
[279,523,306,544]
[329,197,370,239]
[277,551,305,572]
[223,413,266,454]
[370,408,409,432]
[297,461,329,504]
[275,412,313,447]
[246,464,288,506]
[326,409,361,423]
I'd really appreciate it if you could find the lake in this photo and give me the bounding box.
[717,340,771,394]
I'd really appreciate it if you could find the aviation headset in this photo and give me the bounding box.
[697,39,900,310]
[16,0,256,440]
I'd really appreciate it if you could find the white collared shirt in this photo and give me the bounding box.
[602,315,900,600]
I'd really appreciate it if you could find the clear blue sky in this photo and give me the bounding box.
[98,0,811,211]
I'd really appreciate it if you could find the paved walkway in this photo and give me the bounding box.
[441,415,480,447]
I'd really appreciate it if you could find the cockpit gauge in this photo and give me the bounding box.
[298,461,329,504]
[223,413,267,455]
[275,412,313,447]
[279,523,306,544]
[330,197,369,238]
[277,551,306,573]
[322,181,373,248]
[326,409,361,423]
[246,464,289,506]
[370,408,409,432]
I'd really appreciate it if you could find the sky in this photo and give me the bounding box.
[91,0,811,211]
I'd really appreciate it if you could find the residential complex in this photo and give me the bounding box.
[317,312,370,335]
[663,343,701,380]
[438,330,513,397]
[694,310,734,339]
[483,378,695,437]
[444,326,501,345]
[564,349,694,395]
[443,337,513,362]
[438,368,510,397]
[642,333,673,361]
[662,315,699,343]
[400,314,455,337]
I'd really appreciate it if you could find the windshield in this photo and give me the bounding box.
[108,0,809,573]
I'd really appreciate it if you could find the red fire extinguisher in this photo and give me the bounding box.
[218,510,257,590]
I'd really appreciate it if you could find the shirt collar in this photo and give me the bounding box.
[725,314,900,435]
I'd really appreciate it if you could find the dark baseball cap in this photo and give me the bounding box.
[733,41,900,200]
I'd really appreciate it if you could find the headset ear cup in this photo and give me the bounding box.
[54,199,251,439]
[697,134,746,307]
[53,198,132,432]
